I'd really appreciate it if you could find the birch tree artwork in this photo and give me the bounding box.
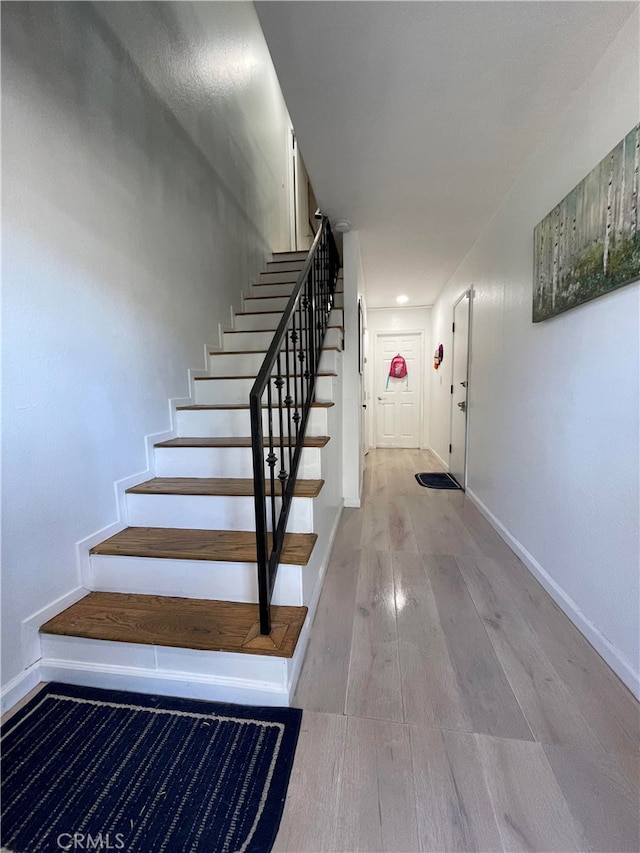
[533,124,640,322]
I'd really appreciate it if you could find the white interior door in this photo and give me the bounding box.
[374,332,423,448]
[288,129,314,252]
[360,302,369,458]
[450,291,471,486]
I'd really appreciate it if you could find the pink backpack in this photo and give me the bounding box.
[386,354,408,388]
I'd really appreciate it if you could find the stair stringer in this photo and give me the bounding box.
[76,359,212,591]
[298,362,344,606]
[20,343,213,683]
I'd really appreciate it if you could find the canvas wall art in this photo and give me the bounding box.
[533,124,640,322]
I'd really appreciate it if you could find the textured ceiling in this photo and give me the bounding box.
[256,1,636,307]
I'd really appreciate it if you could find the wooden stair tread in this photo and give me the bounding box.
[248,285,343,290]
[236,309,328,316]
[225,325,343,334]
[127,477,324,498]
[243,292,343,300]
[194,372,337,380]
[155,436,330,448]
[175,402,334,410]
[209,346,341,355]
[40,592,307,658]
[90,527,317,564]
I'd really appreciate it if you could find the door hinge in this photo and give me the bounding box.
[450,384,454,394]
[452,322,455,333]
[449,443,452,453]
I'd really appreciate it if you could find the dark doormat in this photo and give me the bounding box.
[1,682,302,853]
[415,472,462,489]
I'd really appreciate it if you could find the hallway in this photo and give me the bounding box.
[275,449,639,852]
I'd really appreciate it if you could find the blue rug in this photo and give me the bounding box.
[1,682,302,853]
[415,472,462,490]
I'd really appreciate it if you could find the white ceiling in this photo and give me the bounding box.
[256,1,636,308]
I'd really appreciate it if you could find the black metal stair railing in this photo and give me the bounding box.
[250,216,340,634]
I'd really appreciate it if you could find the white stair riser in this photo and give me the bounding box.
[40,636,293,706]
[258,271,302,285]
[125,492,314,533]
[207,348,340,376]
[266,260,305,273]
[243,291,343,313]
[208,351,265,375]
[175,405,329,437]
[224,327,342,352]
[234,308,344,332]
[154,445,323,478]
[233,312,284,332]
[223,329,303,352]
[89,555,304,605]
[194,374,335,405]
[271,251,307,263]
[259,268,343,284]
[250,282,299,298]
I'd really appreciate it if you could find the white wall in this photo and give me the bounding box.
[430,12,639,694]
[366,307,433,451]
[342,230,365,506]
[1,2,293,698]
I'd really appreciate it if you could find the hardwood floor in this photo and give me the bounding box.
[277,448,640,852]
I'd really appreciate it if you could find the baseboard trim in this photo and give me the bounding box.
[21,586,88,669]
[466,487,640,699]
[1,663,42,716]
[77,521,124,589]
[428,445,449,470]
[217,322,233,350]
[39,660,289,707]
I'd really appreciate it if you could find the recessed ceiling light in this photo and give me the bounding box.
[396,295,409,304]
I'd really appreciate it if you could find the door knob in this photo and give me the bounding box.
[460,381,467,388]
[457,401,466,412]
[378,396,383,401]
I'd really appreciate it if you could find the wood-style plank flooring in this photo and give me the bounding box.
[275,448,640,852]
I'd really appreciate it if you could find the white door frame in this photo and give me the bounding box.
[449,290,473,487]
[359,299,369,460]
[372,330,425,449]
[287,127,298,251]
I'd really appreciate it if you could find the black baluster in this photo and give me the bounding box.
[291,307,300,449]
[266,377,277,541]
[274,364,287,506]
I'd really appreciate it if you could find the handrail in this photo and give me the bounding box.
[250,217,340,634]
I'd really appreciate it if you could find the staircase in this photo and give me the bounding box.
[38,250,344,706]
